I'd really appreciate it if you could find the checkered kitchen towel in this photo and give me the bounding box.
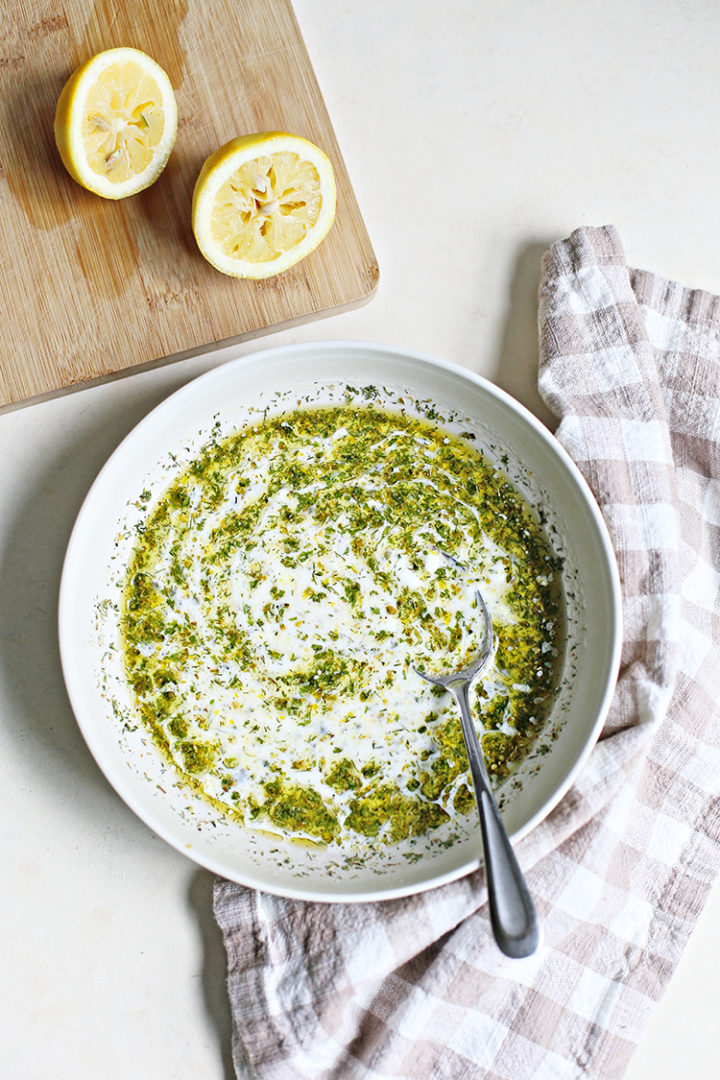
[214,225,720,1079]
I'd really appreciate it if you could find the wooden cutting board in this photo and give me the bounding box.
[0,0,378,410]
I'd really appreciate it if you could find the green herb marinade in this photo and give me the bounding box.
[121,404,562,846]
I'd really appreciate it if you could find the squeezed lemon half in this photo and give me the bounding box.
[191,132,336,278]
[54,47,177,200]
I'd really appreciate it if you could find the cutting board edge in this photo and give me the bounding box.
[0,274,379,415]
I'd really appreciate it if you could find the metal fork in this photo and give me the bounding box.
[415,588,540,958]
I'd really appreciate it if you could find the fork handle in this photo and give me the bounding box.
[451,681,540,958]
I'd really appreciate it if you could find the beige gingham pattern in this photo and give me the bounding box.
[214,226,720,1079]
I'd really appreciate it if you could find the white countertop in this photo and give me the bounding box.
[3,2,719,1076]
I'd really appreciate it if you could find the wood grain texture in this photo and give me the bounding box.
[0,0,378,409]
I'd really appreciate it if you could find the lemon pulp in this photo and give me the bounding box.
[212,151,323,264]
[82,61,166,182]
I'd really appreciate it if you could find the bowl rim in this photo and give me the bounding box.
[58,339,623,902]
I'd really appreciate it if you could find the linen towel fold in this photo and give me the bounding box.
[214,226,720,1080]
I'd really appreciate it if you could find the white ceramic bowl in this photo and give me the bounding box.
[59,341,622,901]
